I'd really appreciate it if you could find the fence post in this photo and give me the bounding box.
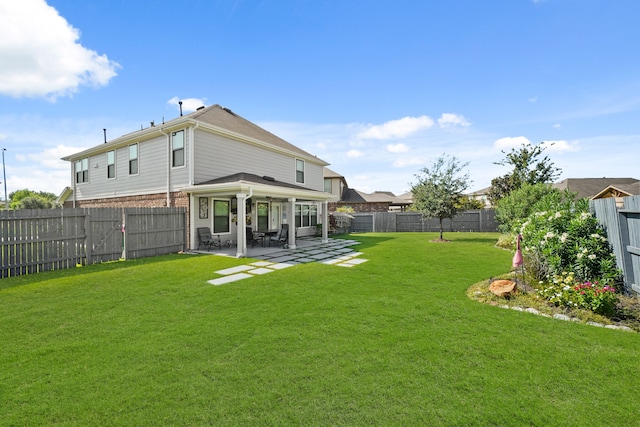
[84,213,92,265]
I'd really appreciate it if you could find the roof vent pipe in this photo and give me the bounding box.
[103,128,107,143]
[179,101,183,116]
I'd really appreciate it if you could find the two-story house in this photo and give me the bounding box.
[61,104,336,257]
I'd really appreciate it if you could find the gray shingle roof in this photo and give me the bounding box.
[552,178,639,199]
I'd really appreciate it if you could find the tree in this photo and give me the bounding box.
[489,143,561,203]
[9,189,58,209]
[411,155,471,240]
[494,183,560,233]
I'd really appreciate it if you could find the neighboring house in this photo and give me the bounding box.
[323,167,411,212]
[61,104,336,257]
[552,178,640,200]
[323,167,349,202]
[467,186,492,208]
[591,182,640,208]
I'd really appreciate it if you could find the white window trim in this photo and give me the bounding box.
[171,130,186,169]
[129,143,139,176]
[106,150,116,180]
[295,158,305,184]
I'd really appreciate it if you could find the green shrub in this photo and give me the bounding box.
[494,183,559,233]
[519,195,621,286]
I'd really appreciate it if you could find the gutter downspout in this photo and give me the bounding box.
[159,128,170,206]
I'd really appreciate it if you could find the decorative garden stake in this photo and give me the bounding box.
[512,233,524,285]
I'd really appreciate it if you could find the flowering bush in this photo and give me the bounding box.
[537,272,618,316]
[518,194,621,286]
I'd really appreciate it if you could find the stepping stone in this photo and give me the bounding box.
[341,258,368,265]
[269,263,295,270]
[251,261,273,267]
[293,257,316,263]
[269,255,298,263]
[247,268,273,275]
[215,265,254,275]
[208,273,253,285]
[321,258,342,265]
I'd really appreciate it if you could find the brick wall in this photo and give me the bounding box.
[63,192,189,209]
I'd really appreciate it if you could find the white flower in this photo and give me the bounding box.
[555,211,562,218]
[535,211,547,217]
[544,232,555,240]
[563,286,570,291]
[580,212,592,220]
[577,253,583,259]
[560,233,568,243]
[588,254,597,260]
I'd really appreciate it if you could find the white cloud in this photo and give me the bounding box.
[392,157,425,168]
[167,97,207,113]
[553,123,561,128]
[493,136,532,150]
[387,143,409,153]
[346,149,365,158]
[0,0,120,100]
[541,140,580,153]
[528,97,538,103]
[357,115,434,140]
[438,113,471,128]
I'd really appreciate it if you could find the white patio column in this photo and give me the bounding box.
[287,197,297,249]
[189,193,197,250]
[236,193,248,257]
[322,200,329,243]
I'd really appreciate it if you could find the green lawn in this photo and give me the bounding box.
[1,233,638,426]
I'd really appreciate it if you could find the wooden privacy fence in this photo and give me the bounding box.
[590,196,640,295]
[349,210,499,233]
[1,207,186,278]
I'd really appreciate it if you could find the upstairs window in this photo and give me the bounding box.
[296,159,305,184]
[172,130,184,167]
[324,178,332,193]
[107,150,116,179]
[129,144,138,175]
[75,158,88,183]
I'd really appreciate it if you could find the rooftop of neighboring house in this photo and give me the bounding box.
[552,177,640,199]
[341,188,410,206]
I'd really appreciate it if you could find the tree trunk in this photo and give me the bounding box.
[439,217,444,240]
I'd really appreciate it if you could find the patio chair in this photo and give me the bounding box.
[246,227,263,248]
[197,227,221,251]
[269,224,289,248]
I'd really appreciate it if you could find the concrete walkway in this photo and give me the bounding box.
[205,237,367,286]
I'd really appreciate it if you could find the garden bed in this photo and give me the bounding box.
[467,275,640,332]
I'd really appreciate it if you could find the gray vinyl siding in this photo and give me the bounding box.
[72,132,191,200]
[193,129,325,192]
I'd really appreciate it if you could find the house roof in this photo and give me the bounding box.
[552,178,640,199]
[341,189,411,206]
[182,172,336,202]
[323,167,344,179]
[197,172,314,191]
[591,182,640,199]
[62,104,327,165]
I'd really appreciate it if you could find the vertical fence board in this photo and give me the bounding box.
[1,207,185,278]
[591,196,640,295]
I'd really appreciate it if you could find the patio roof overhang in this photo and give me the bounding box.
[180,173,337,202]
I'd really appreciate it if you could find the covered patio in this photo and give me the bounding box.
[182,173,337,258]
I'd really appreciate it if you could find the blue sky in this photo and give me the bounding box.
[1,0,638,200]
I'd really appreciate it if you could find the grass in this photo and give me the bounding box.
[1,232,639,426]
